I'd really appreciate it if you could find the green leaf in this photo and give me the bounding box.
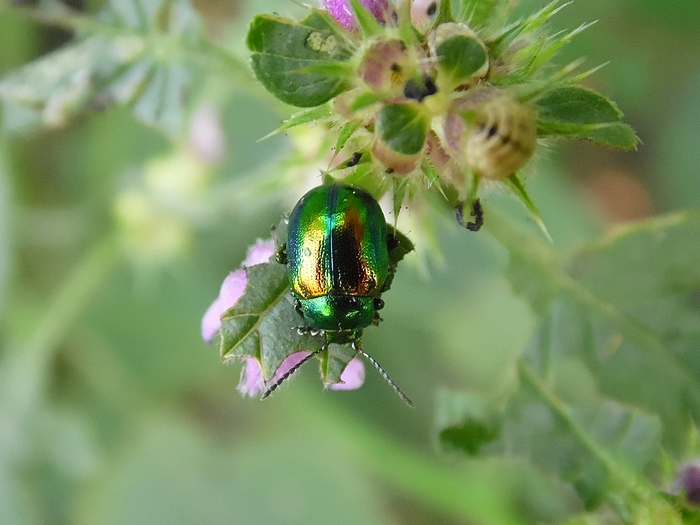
[0,0,211,136]
[493,210,700,454]
[453,0,502,27]
[261,104,333,139]
[247,10,352,108]
[437,300,663,508]
[536,87,639,150]
[219,261,325,381]
[504,173,552,242]
[334,120,361,153]
[436,389,501,455]
[375,103,429,155]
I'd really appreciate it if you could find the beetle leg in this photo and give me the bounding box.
[293,298,305,320]
[455,199,484,231]
[275,244,288,265]
[295,325,323,338]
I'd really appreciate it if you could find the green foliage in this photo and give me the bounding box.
[437,211,700,518]
[536,87,639,150]
[434,34,489,89]
[1,0,699,524]
[246,10,353,107]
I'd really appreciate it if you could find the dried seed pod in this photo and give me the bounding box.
[466,97,537,180]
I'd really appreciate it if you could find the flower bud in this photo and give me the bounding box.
[466,97,537,180]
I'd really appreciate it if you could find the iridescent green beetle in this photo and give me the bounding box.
[265,183,413,406]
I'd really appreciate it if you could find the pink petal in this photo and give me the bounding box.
[329,357,365,390]
[201,270,247,342]
[202,239,276,343]
[410,0,438,28]
[271,351,312,383]
[237,358,265,396]
[323,0,391,30]
[243,238,277,267]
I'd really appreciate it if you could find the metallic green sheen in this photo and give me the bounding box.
[287,183,389,332]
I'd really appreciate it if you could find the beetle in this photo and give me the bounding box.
[264,183,413,406]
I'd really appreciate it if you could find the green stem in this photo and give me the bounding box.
[0,235,123,420]
[519,362,648,500]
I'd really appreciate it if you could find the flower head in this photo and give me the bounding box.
[238,353,365,397]
[323,0,391,30]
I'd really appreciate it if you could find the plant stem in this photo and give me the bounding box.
[519,362,648,500]
[0,235,123,426]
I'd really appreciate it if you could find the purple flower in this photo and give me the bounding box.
[323,0,391,30]
[329,356,365,390]
[201,239,276,342]
[671,460,700,504]
[238,353,366,396]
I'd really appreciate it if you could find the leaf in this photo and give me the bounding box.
[347,0,383,37]
[504,173,552,242]
[535,87,639,150]
[0,0,210,136]
[436,389,501,455]
[334,120,361,153]
[437,301,663,508]
[219,261,325,381]
[261,104,333,139]
[247,10,353,108]
[494,210,700,454]
[452,0,503,27]
[375,103,429,155]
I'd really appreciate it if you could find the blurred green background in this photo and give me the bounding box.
[0,0,699,524]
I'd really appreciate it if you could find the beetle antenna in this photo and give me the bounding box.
[261,347,325,400]
[355,344,414,407]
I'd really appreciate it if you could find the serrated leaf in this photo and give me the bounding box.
[261,104,333,139]
[247,10,352,108]
[376,103,429,155]
[334,120,361,152]
[536,87,639,150]
[437,302,663,508]
[219,262,325,381]
[494,210,700,454]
